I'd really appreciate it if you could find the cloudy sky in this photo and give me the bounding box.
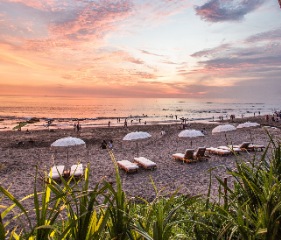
[0,0,280,101]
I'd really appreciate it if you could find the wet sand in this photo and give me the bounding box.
[0,116,280,207]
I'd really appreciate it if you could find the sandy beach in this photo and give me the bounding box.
[0,116,280,209]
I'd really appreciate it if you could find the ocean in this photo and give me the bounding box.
[0,96,279,131]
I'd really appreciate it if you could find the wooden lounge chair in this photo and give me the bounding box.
[206,147,231,156]
[172,149,195,163]
[230,142,265,152]
[134,157,157,170]
[70,164,84,178]
[49,165,65,180]
[193,147,210,161]
[117,160,139,173]
[247,144,265,151]
[231,142,251,151]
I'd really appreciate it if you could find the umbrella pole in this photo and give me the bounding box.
[67,148,69,169]
[249,129,253,143]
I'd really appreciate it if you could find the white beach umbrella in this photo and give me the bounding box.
[237,121,260,129]
[123,131,151,141]
[178,129,204,138]
[212,124,236,135]
[123,131,151,155]
[178,129,204,147]
[237,121,260,143]
[51,136,86,147]
[51,137,86,167]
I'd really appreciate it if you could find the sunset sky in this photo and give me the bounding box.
[0,0,281,101]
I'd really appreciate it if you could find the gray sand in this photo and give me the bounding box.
[0,116,280,207]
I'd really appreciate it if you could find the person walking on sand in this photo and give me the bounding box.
[108,121,111,127]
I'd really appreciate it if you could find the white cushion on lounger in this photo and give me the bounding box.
[218,146,242,152]
[117,160,139,171]
[70,164,83,177]
[49,165,65,179]
[172,153,185,158]
[207,147,230,155]
[134,157,156,168]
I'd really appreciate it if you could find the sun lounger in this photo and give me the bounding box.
[193,147,210,161]
[117,160,139,173]
[230,142,265,151]
[134,157,157,169]
[247,144,265,151]
[218,146,242,154]
[206,147,231,156]
[172,149,195,163]
[227,142,250,152]
[230,142,251,151]
[49,165,65,180]
[172,147,209,163]
[70,164,84,178]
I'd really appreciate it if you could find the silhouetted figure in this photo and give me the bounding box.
[76,121,81,132]
[101,140,107,149]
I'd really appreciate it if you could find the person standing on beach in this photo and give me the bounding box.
[76,121,81,132]
[266,115,269,122]
[108,121,111,127]
[108,140,113,149]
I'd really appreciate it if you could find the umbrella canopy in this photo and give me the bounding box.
[212,124,236,135]
[123,131,151,141]
[51,137,86,147]
[237,121,260,129]
[178,129,204,148]
[178,129,204,138]
[123,131,151,156]
[51,137,86,167]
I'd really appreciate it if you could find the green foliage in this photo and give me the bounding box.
[211,139,281,239]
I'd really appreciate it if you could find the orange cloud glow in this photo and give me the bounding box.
[0,0,280,100]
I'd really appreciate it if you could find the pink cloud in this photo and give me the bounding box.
[49,1,132,42]
[5,0,47,10]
